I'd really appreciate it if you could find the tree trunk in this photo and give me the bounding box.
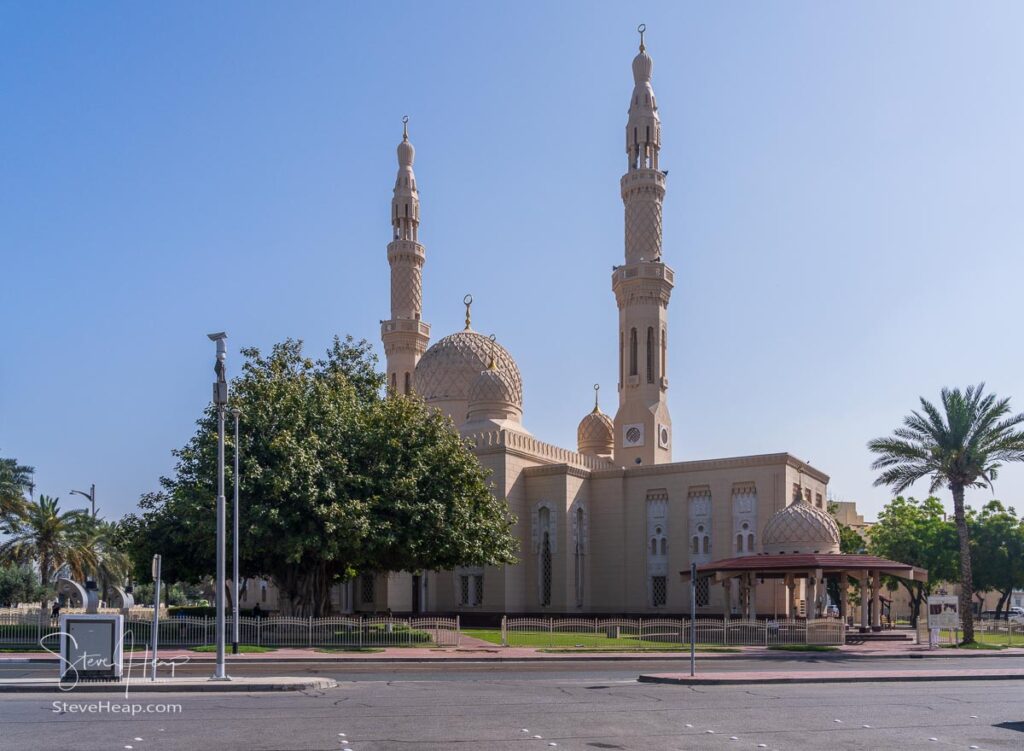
[996,589,1011,619]
[951,483,975,644]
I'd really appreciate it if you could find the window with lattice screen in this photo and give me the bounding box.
[651,575,667,607]
[696,576,710,607]
[473,575,484,607]
[459,575,470,606]
[360,573,375,604]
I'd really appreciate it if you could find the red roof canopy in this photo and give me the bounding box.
[685,553,927,582]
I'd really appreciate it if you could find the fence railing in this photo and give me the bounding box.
[0,611,460,649]
[500,617,848,648]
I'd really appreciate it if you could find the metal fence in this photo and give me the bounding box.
[500,617,847,648]
[0,611,460,649]
[916,618,1024,648]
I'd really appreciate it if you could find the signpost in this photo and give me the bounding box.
[689,562,696,677]
[150,554,162,681]
[927,594,960,648]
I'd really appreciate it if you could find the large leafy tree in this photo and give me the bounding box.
[868,384,1024,642]
[868,496,958,627]
[0,495,94,602]
[126,336,517,616]
[968,501,1024,619]
[0,454,34,521]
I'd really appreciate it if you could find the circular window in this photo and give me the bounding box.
[655,527,662,535]
[660,427,669,445]
[742,522,749,530]
[626,427,641,443]
[697,525,704,533]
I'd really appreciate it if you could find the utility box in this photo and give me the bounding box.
[59,614,124,681]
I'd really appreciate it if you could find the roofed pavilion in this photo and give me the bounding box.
[686,494,927,631]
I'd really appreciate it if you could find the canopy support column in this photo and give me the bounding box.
[839,572,849,621]
[859,569,869,633]
[871,569,882,631]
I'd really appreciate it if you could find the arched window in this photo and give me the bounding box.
[574,506,585,607]
[404,372,411,395]
[629,328,638,376]
[390,373,397,393]
[619,331,624,386]
[736,534,743,553]
[691,536,699,555]
[646,327,655,383]
[747,533,754,551]
[650,537,657,555]
[660,538,667,555]
[541,532,552,606]
[661,328,666,380]
[702,536,710,554]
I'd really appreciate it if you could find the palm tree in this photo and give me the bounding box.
[868,384,1024,643]
[70,517,130,598]
[0,455,34,522]
[0,495,92,604]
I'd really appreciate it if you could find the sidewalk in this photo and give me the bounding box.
[0,676,336,693]
[638,667,1024,686]
[3,643,1022,663]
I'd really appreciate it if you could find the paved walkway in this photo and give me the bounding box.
[638,666,1024,685]
[3,643,1022,662]
[0,675,336,693]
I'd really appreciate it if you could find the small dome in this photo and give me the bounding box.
[577,408,613,458]
[761,496,841,555]
[632,50,652,83]
[415,330,522,405]
[466,364,522,424]
[468,366,519,407]
[397,137,414,167]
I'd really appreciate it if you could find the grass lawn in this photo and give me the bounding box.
[538,646,742,653]
[190,645,277,653]
[937,629,1020,648]
[767,644,839,652]
[942,641,1007,651]
[463,628,741,651]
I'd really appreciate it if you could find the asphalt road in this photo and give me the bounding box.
[1,657,1023,750]
[3,653,1024,681]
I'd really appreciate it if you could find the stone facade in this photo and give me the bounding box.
[358,30,833,618]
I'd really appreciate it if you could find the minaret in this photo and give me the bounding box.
[612,26,674,466]
[381,116,431,395]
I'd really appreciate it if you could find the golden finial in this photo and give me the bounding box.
[402,115,409,141]
[637,23,646,53]
[487,333,497,370]
[463,294,473,330]
[592,383,601,413]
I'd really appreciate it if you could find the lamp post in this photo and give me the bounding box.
[231,407,241,655]
[207,332,230,681]
[70,484,96,518]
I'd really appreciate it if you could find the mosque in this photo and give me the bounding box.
[345,30,923,622]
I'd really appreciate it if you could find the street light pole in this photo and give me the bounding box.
[207,332,230,681]
[231,407,241,655]
[70,484,96,518]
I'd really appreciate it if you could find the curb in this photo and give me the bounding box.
[637,672,1024,686]
[0,677,337,693]
[1,650,1021,665]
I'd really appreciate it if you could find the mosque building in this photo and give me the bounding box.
[352,28,850,620]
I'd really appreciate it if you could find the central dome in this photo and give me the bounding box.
[761,497,841,555]
[414,330,522,405]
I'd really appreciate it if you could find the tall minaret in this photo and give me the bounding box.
[381,116,430,395]
[612,26,674,466]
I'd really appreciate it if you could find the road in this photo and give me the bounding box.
[1,657,1022,750]
[3,653,1024,681]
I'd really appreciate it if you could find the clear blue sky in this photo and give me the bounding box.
[3,2,1023,522]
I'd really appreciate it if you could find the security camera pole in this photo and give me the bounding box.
[231,406,241,655]
[207,332,230,681]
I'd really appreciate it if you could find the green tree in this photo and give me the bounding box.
[128,337,517,616]
[0,454,34,521]
[0,563,46,606]
[868,496,959,627]
[0,495,93,603]
[868,384,1024,643]
[968,501,1024,619]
